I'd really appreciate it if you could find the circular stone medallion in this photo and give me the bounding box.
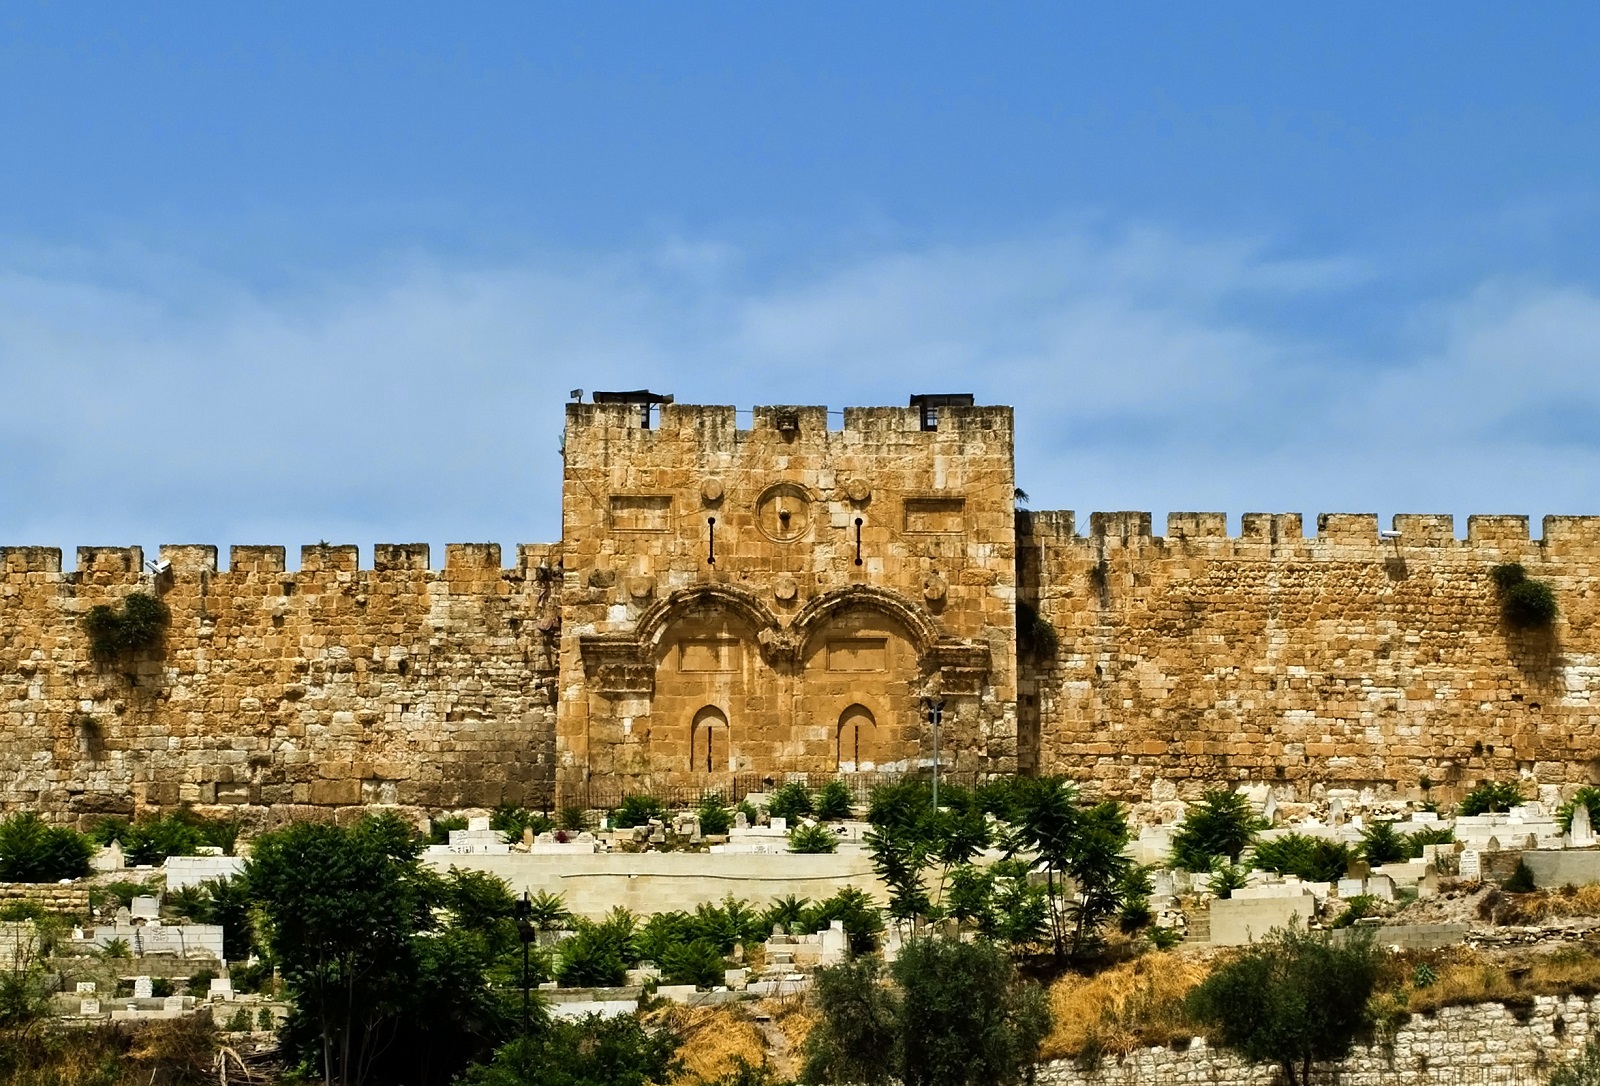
[754,483,813,543]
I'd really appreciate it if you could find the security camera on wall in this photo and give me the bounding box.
[148,559,172,575]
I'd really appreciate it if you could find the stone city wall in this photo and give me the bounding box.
[1037,995,1590,1086]
[1019,510,1600,802]
[0,542,561,823]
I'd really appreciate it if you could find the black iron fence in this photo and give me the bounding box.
[522,768,987,815]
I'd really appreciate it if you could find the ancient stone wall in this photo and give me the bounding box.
[1018,510,1600,803]
[0,542,560,824]
[557,402,1019,798]
[1037,995,1583,1086]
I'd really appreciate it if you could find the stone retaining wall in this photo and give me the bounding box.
[1038,996,1597,1086]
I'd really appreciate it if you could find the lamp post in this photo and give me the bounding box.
[515,891,536,1037]
[922,697,945,808]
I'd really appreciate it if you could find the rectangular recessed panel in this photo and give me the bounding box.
[827,638,887,672]
[679,638,741,672]
[904,497,965,534]
[610,495,672,532]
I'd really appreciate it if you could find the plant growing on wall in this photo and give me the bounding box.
[1016,600,1059,663]
[81,590,170,662]
[1491,563,1559,628]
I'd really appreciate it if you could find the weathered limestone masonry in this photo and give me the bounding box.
[1019,510,1600,801]
[0,542,560,822]
[558,401,1019,797]
[4,396,1600,822]
[1038,995,1591,1085]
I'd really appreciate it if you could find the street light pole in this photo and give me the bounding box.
[924,698,945,808]
[515,891,535,1038]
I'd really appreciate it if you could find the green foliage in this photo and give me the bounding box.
[1331,895,1377,929]
[99,936,132,959]
[1250,833,1353,883]
[988,868,1050,952]
[815,780,855,821]
[441,866,519,950]
[1206,859,1251,899]
[1460,780,1525,815]
[1558,788,1600,833]
[1412,961,1437,988]
[524,890,573,932]
[867,779,936,833]
[458,1014,682,1086]
[1169,789,1266,872]
[0,923,52,1027]
[247,811,510,1086]
[259,1007,276,1030]
[1116,865,1155,934]
[803,938,1048,1086]
[557,908,640,987]
[0,811,91,882]
[1505,859,1537,893]
[225,1006,254,1032]
[1145,925,1183,950]
[94,808,239,865]
[802,956,899,1086]
[762,894,811,935]
[171,874,254,959]
[1016,599,1059,662]
[82,590,171,662]
[660,937,727,988]
[1359,820,1409,866]
[612,794,667,829]
[185,967,219,997]
[1405,826,1455,855]
[802,888,885,954]
[697,794,734,836]
[1186,921,1380,1086]
[1549,1037,1600,1086]
[789,822,839,854]
[1492,563,1560,628]
[558,806,590,832]
[490,806,553,840]
[945,864,995,928]
[865,822,932,924]
[429,815,470,846]
[768,782,816,823]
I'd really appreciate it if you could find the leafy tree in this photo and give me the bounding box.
[867,780,936,833]
[802,888,885,954]
[864,824,931,925]
[1186,920,1380,1086]
[801,955,899,1086]
[0,811,90,882]
[1062,800,1133,953]
[556,908,639,987]
[96,809,238,865]
[789,822,839,854]
[1460,780,1525,815]
[1250,833,1352,883]
[458,1013,681,1086]
[768,782,816,823]
[803,938,1048,1086]
[523,890,572,932]
[1169,789,1266,872]
[181,874,255,961]
[1207,858,1251,899]
[1359,821,1409,866]
[247,812,508,1086]
[944,864,994,928]
[660,937,726,988]
[987,864,1049,952]
[815,780,855,821]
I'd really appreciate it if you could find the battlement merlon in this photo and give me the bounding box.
[562,401,1015,441]
[1016,511,1600,552]
[0,542,563,581]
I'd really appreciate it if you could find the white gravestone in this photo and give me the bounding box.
[1573,803,1595,847]
[76,981,96,994]
[80,998,100,1015]
[1459,849,1483,880]
[133,976,153,999]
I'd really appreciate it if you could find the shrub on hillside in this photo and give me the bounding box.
[1460,780,1525,816]
[0,812,90,882]
[1169,789,1266,872]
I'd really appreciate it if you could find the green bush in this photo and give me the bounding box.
[82,590,171,662]
[1550,1037,1600,1086]
[1169,789,1266,872]
[1460,780,1525,815]
[1491,562,1559,628]
[815,780,855,821]
[788,823,839,854]
[458,1014,682,1086]
[1560,788,1600,833]
[559,806,590,832]
[490,806,553,840]
[612,794,667,829]
[660,937,726,988]
[1206,859,1250,899]
[428,815,469,846]
[92,809,239,865]
[802,887,885,954]
[0,812,91,882]
[1331,894,1377,929]
[1504,859,1537,893]
[696,794,733,836]
[1250,833,1352,883]
[767,782,815,823]
[1405,826,1455,855]
[1016,599,1059,663]
[1358,821,1408,866]
[525,890,573,932]
[557,908,639,987]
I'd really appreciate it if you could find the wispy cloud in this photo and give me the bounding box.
[1,225,1597,564]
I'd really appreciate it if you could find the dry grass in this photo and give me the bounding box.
[652,1003,771,1086]
[1391,944,1600,1018]
[0,1019,216,1086]
[1495,884,1600,923]
[1038,951,1209,1062]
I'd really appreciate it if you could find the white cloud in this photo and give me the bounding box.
[1,225,1597,564]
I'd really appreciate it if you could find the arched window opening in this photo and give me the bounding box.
[691,706,729,774]
[837,704,876,772]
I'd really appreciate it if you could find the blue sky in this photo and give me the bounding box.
[4,4,1600,562]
